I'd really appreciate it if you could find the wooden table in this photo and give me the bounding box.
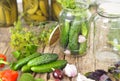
[0,23,116,81]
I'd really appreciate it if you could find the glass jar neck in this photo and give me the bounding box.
[97,2,120,18]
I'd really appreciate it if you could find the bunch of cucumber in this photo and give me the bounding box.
[60,19,89,56]
[11,52,67,73]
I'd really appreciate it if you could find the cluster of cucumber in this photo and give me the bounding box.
[11,52,67,73]
[60,19,89,56]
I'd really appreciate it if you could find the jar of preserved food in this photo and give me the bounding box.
[0,0,18,27]
[22,0,49,25]
[51,0,62,20]
[59,2,91,56]
[93,2,120,63]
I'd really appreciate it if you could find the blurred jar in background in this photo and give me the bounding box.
[93,2,120,64]
[22,0,49,25]
[0,0,18,27]
[96,0,120,5]
[51,0,62,21]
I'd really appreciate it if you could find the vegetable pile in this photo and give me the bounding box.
[10,53,67,73]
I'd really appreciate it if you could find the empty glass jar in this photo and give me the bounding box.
[59,2,91,56]
[0,0,18,27]
[93,2,120,63]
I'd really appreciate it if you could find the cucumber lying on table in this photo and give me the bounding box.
[31,60,67,73]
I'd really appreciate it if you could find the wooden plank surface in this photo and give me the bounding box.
[0,24,116,81]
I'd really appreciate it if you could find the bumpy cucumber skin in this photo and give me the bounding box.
[13,52,40,70]
[31,60,67,73]
[60,20,70,48]
[68,21,81,53]
[27,53,58,67]
[79,42,87,55]
[79,22,89,55]
[21,65,31,72]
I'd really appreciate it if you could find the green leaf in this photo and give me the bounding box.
[12,51,21,59]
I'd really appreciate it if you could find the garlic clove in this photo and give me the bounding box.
[63,64,77,77]
[64,49,71,55]
[78,35,86,43]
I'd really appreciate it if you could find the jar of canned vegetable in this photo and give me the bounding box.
[22,0,49,25]
[0,0,18,27]
[59,2,91,56]
[51,0,62,20]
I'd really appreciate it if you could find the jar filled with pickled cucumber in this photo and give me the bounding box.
[59,2,91,56]
[0,0,18,27]
[22,0,49,25]
[51,0,62,20]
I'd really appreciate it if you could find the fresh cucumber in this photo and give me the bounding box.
[21,65,31,72]
[31,60,67,73]
[79,22,89,55]
[81,22,88,37]
[13,52,40,70]
[68,21,81,53]
[60,20,70,48]
[27,53,58,67]
[79,42,87,55]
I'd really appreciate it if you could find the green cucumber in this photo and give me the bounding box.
[27,53,58,67]
[18,73,34,81]
[21,65,31,72]
[79,22,89,55]
[68,21,81,52]
[31,60,67,73]
[60,20,70,48]
[13,52,40,70]
[81,22,88,37]
[79,42,87,55]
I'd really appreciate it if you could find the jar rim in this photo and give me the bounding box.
[97,2,120,18]
[62,2,89,11]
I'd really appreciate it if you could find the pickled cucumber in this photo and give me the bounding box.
[60,20,70,48]
[68,21,81,53]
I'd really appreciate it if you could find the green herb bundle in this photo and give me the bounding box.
[10,17,58,59]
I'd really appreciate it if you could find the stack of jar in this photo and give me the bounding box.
[0,0,62,27]
[0,0,18,27]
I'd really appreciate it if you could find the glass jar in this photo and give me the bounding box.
[0,0,18,27]
[22,0,49,25]
[59,2,91,56]
[51,0,62,21]
[93,2,120,63]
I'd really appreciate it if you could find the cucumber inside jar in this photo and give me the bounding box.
[60,19,89,56]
